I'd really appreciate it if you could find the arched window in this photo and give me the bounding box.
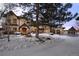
[22,28,27,32]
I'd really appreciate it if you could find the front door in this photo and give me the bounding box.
[22,28,27,35]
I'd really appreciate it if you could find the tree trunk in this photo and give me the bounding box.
[7,26,10,42]
[7,15,10,42]
[36,3,39,38]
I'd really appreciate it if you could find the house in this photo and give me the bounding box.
[62,19,79,35]
[3,11,51,35]
[30,26,37,33]
[3,11,19,34]
[30,25,50,33]
[30,21,50,33]
[3,11,31,35]
[19,23,30,35]
[39,24,50,33]
[50,23,64,34]
[51,27,64,34]
[17,16,31,35]
[3,11,79,36]
[68,27,77,35]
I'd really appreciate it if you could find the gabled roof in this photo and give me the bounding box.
[3,11,17,17]
[69,27,76,31]
[19,23,30,29]
[12,7,24,16]
[62,19,79,30]
[4,11,29,21]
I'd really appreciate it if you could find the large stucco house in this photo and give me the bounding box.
[2,11,51,35]
[3,11,31,35]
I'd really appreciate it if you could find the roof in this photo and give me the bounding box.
[12,7,24,16]
[3,11,17,17]
[17,16,29,20]
[4,11,29,20]
[62,19,79,30]
[69,27,76,31]
[19,23,30,29]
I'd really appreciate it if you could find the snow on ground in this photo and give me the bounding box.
[0,34,79,56]
[52,34,79,40]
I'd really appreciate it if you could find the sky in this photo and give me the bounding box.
[0,3,79,16]
[0,3,79,27]
[68,3,79,15]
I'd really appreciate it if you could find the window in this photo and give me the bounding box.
[13,28,17,31]
[7,19,11,23]
[22,28,27,32]
[13,19,17,24]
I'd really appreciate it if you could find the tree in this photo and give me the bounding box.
[35,3,39,38]
[76,16,79,20]
[39,3,78,28]
[0,3,18,41]
[1,3,78,41]
[21,3,77,37]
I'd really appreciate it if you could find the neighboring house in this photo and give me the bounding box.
[51,27,64,34]
[50,19,79,35]
[30,25,50,33]
[39,25,50,33]
[30,21,51,33]
[68,27,77,35]
[30,26,37,33]
[62,19,79,35]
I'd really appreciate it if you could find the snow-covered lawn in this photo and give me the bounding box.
[0,34,79,56]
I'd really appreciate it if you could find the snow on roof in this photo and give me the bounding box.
[12,7,24,16]
[62,19,79,30]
